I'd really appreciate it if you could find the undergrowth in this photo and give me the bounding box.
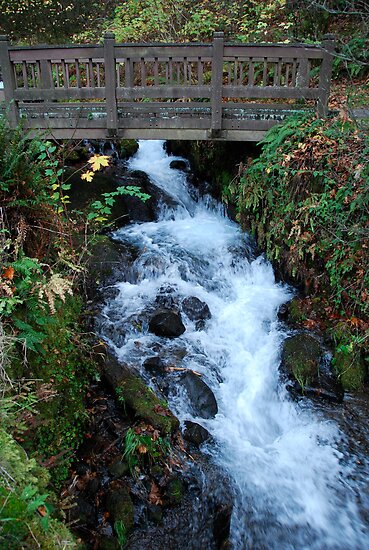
[232,113,369,387]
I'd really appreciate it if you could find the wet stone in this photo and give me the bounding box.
[105,485,134,531]
[147,504,163,524]
[183,420,211,446]
[180,371,218,419]
[108,457,130,479]
[169,159,188,171]
[148,308,186,338]
[182,296,211,323]
[143,356,167,374]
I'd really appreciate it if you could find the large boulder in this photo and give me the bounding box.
[148,308,186,338]
[280,333,344,403]
[103,353,180,434]
[180,371,218,419]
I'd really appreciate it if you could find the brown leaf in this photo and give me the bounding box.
[148,482,163,505]
[2,266,14,280]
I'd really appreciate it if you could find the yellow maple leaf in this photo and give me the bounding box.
[88,155,110,171]
[81,171,94,182]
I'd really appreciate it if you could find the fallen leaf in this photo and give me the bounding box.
[148,482,163,505]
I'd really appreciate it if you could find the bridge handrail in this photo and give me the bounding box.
[0,32,335,137]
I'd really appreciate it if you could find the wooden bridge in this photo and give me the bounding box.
[0,33,335,141]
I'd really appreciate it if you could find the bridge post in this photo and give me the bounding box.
[210,32,224,138]
[317,34,336,118]
[0,36,19,128]
[104,32,118,137]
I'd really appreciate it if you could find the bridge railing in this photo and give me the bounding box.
[0,33,335,140]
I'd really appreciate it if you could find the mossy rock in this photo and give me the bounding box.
[116,139,139,160]
[105,484,134,532]
[278,297,307,325]
[86,235,125,290]
[281,333,343,402]
[116,375,179,435]
[282,333,321,387]
[333,349,366,391]
[165,477,184,506]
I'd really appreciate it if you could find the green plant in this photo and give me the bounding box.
[114,519,127,548]
[123,427,170,474]
[232,113,369,376]
[332,36,369,79]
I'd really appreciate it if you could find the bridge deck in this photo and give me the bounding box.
[0,33,335,141]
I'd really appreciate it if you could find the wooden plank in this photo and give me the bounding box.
[115,45,212,59]
[9,46,103,62]
[0,36,19,126]
[14,87,106,100]
[222,85,320,99]
[210,32,224,134]
[223,45,323,59]
[116,85,211,99]
[104,32,118,135]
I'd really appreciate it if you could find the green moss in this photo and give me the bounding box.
[19,295,96,487]
[333,350,366,391]
[283,334,322,390]
[116,377,179,435]
[106,486,134,532]
[166,477,183,506]
[288,298,307,324]
[116,139,139,160]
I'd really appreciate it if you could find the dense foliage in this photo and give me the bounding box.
[232,114,369,386]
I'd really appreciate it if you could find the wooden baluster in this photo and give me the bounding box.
[184,58,188,85]
[22,61,28,89]
[0,36,19,127]
[262,57,267,86]
[55,63,61,88]
[248,59,254,87]
[277,58,282,86]
[96,63,101,87]
[210,31,224,137]
[89,59,94,87]
[169,58,173,84]
[154,58,159,85]
[31,63,36,87]
[198,58,203,85]
[125,58,133,88]
[291,59,297,86]
[104,32,118,136]
[285,63,290,87]
[318,34,335,117]
[140,58,146,86]
[75,60,81,88]
[234,57,239,85]
[61,60,68,87]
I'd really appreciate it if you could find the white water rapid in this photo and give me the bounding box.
[102,140,369,549]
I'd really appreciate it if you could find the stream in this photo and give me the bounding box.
[99,140,369,549]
